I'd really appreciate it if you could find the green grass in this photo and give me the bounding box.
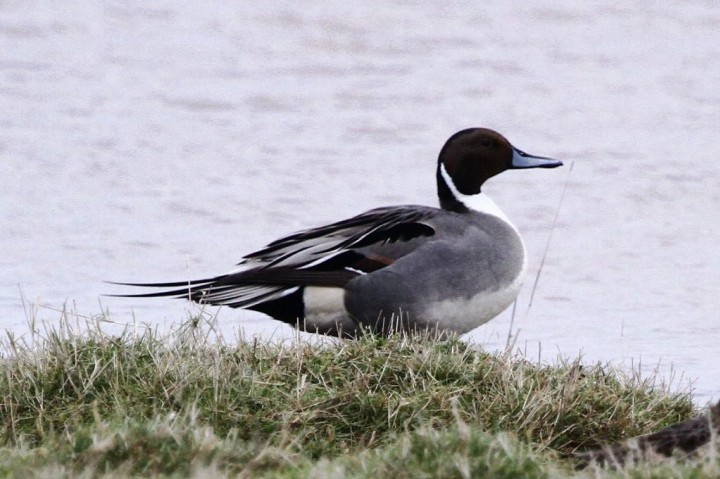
[0,310,716,478]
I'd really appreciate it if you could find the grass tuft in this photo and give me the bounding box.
[0,310,714,478]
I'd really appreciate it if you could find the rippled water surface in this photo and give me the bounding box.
[2,2,719,403]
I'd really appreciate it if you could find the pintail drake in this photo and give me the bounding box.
[112,128,563,337]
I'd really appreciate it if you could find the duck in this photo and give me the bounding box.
[112,128,562,337]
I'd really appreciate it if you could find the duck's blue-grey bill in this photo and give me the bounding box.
[510,147,563,169]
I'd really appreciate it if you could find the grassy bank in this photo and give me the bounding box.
[0,312,716,478]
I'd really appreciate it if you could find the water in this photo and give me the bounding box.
[2,1,719,403]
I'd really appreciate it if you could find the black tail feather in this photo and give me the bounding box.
[105,279,216,289]
[104,277,218,299]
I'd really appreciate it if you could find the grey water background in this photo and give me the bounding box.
[2,2,719,403]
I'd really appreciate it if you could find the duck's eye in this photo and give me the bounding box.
[480,138,493,147]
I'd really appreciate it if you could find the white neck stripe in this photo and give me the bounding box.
[439,164,512,224]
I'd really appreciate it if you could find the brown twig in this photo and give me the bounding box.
[575,401,720,468]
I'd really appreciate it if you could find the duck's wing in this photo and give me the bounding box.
[109,206,436,310]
